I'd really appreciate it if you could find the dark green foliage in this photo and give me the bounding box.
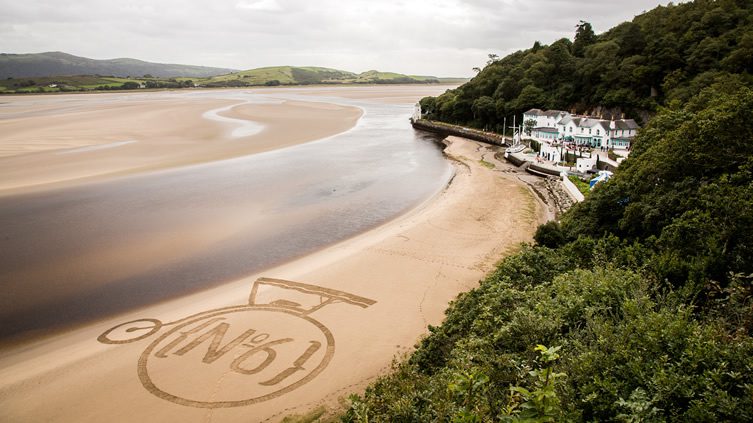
[341,3,753,420]
[562,87,753,290]
[533,221,565,248]
[573,21,597,58]
[344,255,753,421]
[423,0,753,130]
[120,81,140,90]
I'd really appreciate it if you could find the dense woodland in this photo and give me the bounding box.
[342,1,753,421]
[419,0,753,129]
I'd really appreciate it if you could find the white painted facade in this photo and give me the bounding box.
[523,108,639,150]
[576,157,597,173]
[539,143,562,163]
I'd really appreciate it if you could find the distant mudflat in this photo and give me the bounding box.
[0,90,364,192]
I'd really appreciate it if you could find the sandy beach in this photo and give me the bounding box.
[0,85,457,193]
[0,133,544,422]
[0,85,546,422]
[0,92,362,193]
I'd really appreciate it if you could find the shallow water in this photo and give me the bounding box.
[0,90,452,340]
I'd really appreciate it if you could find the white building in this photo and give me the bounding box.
[539,143,562,163]
[523,108,639,150]
[576,157,597,173]
[523,109,569,142]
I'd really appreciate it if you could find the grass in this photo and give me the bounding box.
[568,175,591,196]
[281,406,328,423]
[207,66,298,84]
[0,75,149,93]
[2,66,447,94]
[281,405,349,423]
[203,66,439,86]
[479,159,495,169]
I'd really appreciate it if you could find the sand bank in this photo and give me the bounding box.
[0,136,545,422]
[0,93,362,193]
[259,84,460,105]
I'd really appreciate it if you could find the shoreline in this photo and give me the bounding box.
[0,83,461,98]
[0,136,547,422]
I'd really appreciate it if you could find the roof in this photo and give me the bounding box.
[542,110,567,118]
[534,127,558,132]
[557,115,573,125]
[579,118,601,128]
[524,109,570,119]
[614,119,640,130]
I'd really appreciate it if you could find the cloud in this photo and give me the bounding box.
[235,0,283,12]
[0,0,673,77]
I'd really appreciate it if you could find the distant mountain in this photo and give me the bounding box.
[203,66,442,86]
[0,56,462,94]
[0,52,237,78]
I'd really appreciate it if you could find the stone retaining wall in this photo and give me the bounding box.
[411,119,508,147]
[561,174,586,202]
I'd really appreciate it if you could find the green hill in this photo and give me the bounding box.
[0,63,452,94]
[204,66,356,86]
[0,75,198,94]
[202,66,441,87]
[419,0,753,128]
[0,52,236,79]
[341,0,753,421]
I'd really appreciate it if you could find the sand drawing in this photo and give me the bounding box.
[97,278,376,408]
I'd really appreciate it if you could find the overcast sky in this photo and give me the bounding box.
[1,0,672,77]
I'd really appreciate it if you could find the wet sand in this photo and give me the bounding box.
[0,85,546,421]
[0,136,545,422]
[0,85,456,191]
[0,87,455,342]
[0,93,363,193]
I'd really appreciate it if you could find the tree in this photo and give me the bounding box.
[514,85,547,112]
[472,96,496,127]
[524,118,537,136]
[573,20,596,57]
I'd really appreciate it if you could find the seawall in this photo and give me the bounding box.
[411,119,508,147]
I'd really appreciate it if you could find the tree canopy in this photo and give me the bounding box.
[420,0,753,129]
[343,1,753,421]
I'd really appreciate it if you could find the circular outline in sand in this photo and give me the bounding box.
[98,318,163,344]
[137,306,335,408]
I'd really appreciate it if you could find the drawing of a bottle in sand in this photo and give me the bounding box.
[98,278,376,408]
